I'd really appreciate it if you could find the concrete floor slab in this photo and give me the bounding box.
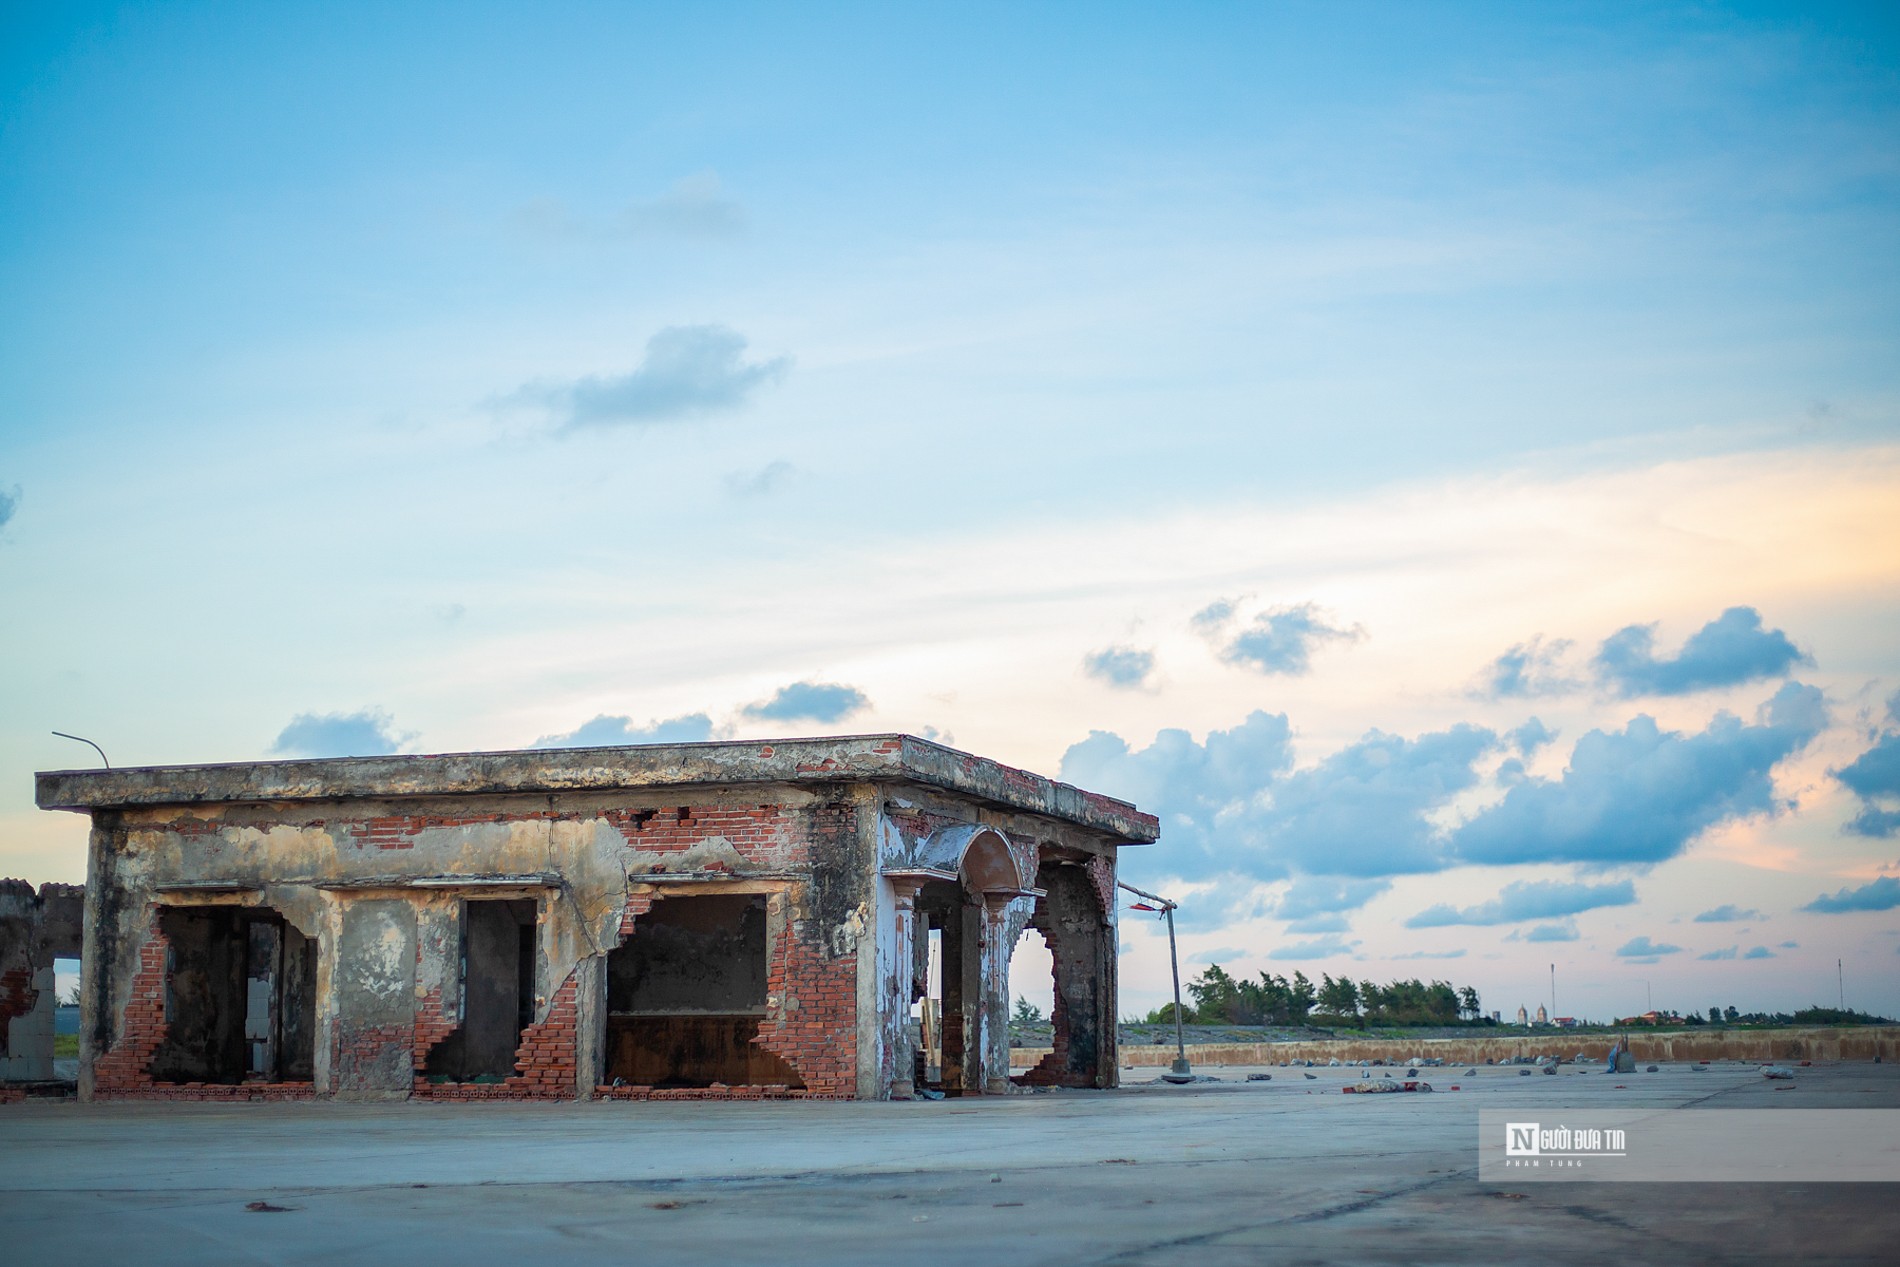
[3,1063,1896,1264]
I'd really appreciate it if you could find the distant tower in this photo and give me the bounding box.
[1516,1005,1528,1027]
[1535,1004,1548,1025]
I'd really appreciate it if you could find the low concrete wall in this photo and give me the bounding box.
[1015,1026,1900,1069]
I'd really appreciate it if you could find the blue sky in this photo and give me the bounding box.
[4,1,1898,1020]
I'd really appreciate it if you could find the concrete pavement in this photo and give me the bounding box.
[3,1062,1895,1264]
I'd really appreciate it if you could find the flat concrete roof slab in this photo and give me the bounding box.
[35,733,1158,843]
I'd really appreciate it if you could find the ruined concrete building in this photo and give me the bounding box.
[0,879,84,1096]
[32,736,1156,1102]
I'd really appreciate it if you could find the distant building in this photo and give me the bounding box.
[1554,1016,1578,1028]
[1535,1005,1548,1025]
[1491,1010,1502,1024]
[1515,1005,1529,1026]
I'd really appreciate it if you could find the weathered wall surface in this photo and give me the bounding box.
[1034,1026,1900,1068]
[81,784,876,1101]
[1,879,83,1083]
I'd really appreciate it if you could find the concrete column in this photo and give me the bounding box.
[884,878,924,1099]
[573,953,606,1099]
[979,896,1010,1094]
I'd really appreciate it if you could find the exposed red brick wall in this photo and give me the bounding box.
[412,972,580,1101]
[754,937,856,1098]
[609,804,790,859]
[619,891,654,938]
[92,918,314,1101]
[90,921,169,1097]
[609,797,861,1098]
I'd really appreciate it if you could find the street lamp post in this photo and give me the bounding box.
[1118,880,1192,1082]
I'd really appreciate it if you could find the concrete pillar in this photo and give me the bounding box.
[885,878,924,1099]
[573,953,606,1099]
[979,896,1011,1094]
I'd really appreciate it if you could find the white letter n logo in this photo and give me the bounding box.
[1506,1123,1540,1156]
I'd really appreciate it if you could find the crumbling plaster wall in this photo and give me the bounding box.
[1,880,83,1082]
[82,782,877,1101]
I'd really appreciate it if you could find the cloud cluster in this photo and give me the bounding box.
[1273,877,1392,919]
[1063,712,1496,892]
[740,681,869,724]
[1615,935,1682,960]
[1083,646,1156,689]
[1833,700,1900,837]
[1195,600,1363,676]
[1477,607,1809,701]
[270,708,412,758]
[533,713,715,748]
[1063,681,1825,937]
[1405,878,1635,928]
[1478,637,1576,699]
[1450,683,1826,867]
[1593,606,1809,697]
[1692,904,1761,923]
[1802,875,1900,914]
[1268,936,1359,961]
[531,325,790,428]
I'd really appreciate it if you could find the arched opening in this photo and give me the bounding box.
[892,824,1035,1097]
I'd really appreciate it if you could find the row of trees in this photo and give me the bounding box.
[1144,966,1487,1028]
[1683,1005,1893,1027]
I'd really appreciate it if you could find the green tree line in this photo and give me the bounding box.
[1143,966,1488,1028]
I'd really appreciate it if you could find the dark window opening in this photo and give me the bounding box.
[423,899,538,1083]
[603,893,801,1089]
[149,906,316,1085]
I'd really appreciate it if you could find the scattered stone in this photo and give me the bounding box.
[245,1201,292,1213]
[1518,1069,1533,1076]
[1303,1072,1318,1080]
[1246,1073,1273,1082]
[989,1174,1001,1183]
[1760,1065,1796,1080]
[1465,1069,1478,1077]
[1645,1065,1659,1073]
